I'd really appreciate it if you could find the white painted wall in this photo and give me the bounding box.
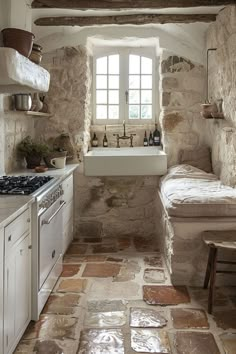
[35,24,208,65]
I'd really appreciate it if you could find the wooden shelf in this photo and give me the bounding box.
[4,110,52,117]
[25,111,52,117]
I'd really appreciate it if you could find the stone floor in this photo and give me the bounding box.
[15,236,236,354]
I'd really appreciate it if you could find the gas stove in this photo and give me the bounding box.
[0,175,54,195]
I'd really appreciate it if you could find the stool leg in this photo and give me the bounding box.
[208,247,218,314]
[203,248,214,289]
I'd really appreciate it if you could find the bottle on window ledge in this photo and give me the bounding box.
[103,126,108,147]
[153,123,161,146]
[92,133,98,147]
[149,132,153,146]
[143,131,148,147]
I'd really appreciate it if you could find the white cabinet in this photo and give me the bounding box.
[62,174,74,254]
[0,228,3,354]
[1,208,31,354]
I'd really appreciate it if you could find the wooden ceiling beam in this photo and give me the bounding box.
[31,0,234,10]
[34,14,217,26]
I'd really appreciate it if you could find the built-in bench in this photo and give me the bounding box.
[158,164,236,286]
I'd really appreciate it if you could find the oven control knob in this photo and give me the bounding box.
[45,198,51,208]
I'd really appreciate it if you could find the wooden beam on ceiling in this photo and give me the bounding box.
[34,14,217,26]
[31,0,234,10]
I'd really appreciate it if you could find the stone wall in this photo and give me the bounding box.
[204,5,236,186]
[159,52,206,167]
[0,95,35,173]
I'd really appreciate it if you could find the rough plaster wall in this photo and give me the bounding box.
[159,52,206,167]
[204,5,236,186]
[0,95,35,174]
[35,46,91,158]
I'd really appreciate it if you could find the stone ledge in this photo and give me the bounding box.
[0,48,50,93]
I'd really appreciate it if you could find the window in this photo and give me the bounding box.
[93,48,156,124]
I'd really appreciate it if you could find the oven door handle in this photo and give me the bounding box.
[42,201,66,225]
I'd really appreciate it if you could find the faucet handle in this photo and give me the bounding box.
[130,133,136,136]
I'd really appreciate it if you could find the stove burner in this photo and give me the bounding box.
[0,175,53,195]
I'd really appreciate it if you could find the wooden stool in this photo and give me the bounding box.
[203,230,236,314]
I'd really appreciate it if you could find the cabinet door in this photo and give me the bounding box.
[0,228,3,354]
[4,235,30,354]
[15,235,30,337]
[4,250,15,353]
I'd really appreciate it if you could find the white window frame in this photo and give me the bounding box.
[93,47,157,125]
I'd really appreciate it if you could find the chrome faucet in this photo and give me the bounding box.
[113,120,136,148]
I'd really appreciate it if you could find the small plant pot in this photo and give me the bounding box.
[25,154,42,169]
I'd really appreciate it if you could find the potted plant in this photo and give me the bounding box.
[17,136,49,168]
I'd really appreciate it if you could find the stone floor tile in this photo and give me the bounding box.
[134,237,159,252]
[78,328,124,354]
[23,315,79,340]
[61,264,81,277]
[42,293,81,315]
[83,237,102,243]
[57,279,88,293]
[82,263,121,277]
[131,329,170,353]
[144,255,163,268]
[143,285,190,305]
[85,311,126,327]
[107,257,124,262]
[130,307,167,328]
[66,243,88,255]
[14,339,79,354]
[92,244,118,253]
[220,333,236,354]
[174,332,220,354]
[84,255,107,262]
[171,308,209,329]
[114,260,141,282]
[88,278,140,300]
[87,300,127,312]
[144,268,166,283]
[63,255,85,264]
[213,309,236,329]
[118,236,132,250]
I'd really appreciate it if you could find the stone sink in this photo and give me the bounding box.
[84,147,167,176]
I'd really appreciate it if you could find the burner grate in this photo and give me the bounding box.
[0,175,53,195]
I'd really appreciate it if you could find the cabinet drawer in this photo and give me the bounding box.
[4,209,30,253]
[62,174,73,204]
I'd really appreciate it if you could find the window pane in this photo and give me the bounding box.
[129,90,140,104]
[141,75,152,89]
[141,90,152,104]
[96,75,107,89]
[109,105,119,119]
[97,56,107,74]
[141,57,152,74]
[96,105,107,119]
[96,90,107,104]
[129,75,140,89]
[109,75,119,89]
[109,90,119,104]
[108,54,119,74]
[129,55,140,74]
[141,105,152,119]
[129,105,140,119]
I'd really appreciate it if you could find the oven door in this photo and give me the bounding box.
[39,198,65,289]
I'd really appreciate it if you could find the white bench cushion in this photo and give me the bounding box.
[160,164,236,218]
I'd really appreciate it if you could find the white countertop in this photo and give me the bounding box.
[0,195,34,228]
[0,164,79,228]
[11,164,79,181]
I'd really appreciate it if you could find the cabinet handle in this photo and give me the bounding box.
[8,235,12,242]
[28,245,32,250]
[52,250,56,259]
[27,218,31,223]
[20,249,23,255]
